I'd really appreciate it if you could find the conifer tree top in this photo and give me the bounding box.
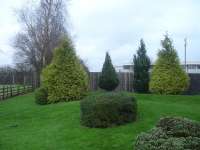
[160,34,177,54]
[137,39,147,56]
[158,34,179,63]
[101,52,115,74]
[134,39,150,67]
[51,37,76,65]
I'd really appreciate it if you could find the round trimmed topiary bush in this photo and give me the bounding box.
[35,87,48,105]
[135,117,200,150]
[80,92,137,128]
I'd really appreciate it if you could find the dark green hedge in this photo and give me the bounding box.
[80,92,137,128]
[135,117,200,150]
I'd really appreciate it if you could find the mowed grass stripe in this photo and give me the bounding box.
[0,93,200,150]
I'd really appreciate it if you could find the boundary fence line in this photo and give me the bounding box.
[89,72,134,92]
[0,85,34,101]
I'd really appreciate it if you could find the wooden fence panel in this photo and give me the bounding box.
[89,72,134,92]
[89,72,200,93]
[1,72,199,101]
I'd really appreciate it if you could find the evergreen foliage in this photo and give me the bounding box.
[135,117,200,150]
[133,39,151,93]
[42,38,88,103]
[80,92,137,128]
[150,35,189,94]
[79,59,89,75]
[35,87,48,105]
[99,52,119,91]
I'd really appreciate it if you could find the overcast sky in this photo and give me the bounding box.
[0,0,200,71]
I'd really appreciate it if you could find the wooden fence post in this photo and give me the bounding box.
[10,85,12,97]
[2,86,5,100]
[17,86,19,95]
[7,86,9,98]
[23,85,25,94]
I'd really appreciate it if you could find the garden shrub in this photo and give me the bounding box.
[99,52,119,91]
[150,34,189,94]
[80,92,137,128]
[157,117,200,137]
[42,38,88,103]
[135,117,200,150]
[35,87,48,105]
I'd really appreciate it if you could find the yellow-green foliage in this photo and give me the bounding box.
[42,38,88,103]
[150,35,189,94]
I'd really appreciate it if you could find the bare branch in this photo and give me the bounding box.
[13,0,69,86]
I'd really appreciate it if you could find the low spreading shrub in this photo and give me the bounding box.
[80,92,137,128]
[135,117,200,150]
[157,117,200,137]
[35,87,48,105]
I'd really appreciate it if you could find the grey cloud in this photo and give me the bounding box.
[0,0,200,71]
[69,0,200,71]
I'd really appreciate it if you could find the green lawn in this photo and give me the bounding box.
[0,92,200,150]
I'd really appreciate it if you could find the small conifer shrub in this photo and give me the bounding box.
[35,87,48,105]
[99,52,119,91]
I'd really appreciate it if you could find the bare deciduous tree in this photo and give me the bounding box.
[13,0,69,86]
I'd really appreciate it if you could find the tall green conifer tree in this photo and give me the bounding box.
[150,34,189,94]
[133,39,151,93]
[42,38,88,103]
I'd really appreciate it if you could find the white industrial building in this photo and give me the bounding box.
[115,62,200,74]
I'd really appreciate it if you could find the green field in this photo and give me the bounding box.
[0,92,200,150]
